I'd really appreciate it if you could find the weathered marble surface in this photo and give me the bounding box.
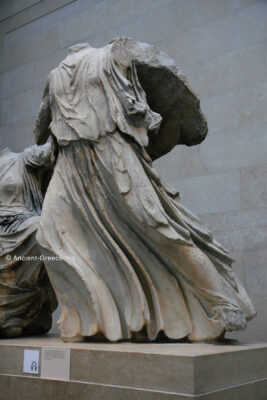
[34,38,256,343]
[109,38,208,159]
[0,144,57,338]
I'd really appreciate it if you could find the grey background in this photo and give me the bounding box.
[0,0,266,342]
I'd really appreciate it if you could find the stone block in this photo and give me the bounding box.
[71,347,194,394]
[201,80,267,135]
[0,0,79,39]
[37,0,80,33]
[0,337,267,399]
[199,120,267,173]
[0,0,39,21]
[3,1,79,49]
[80,0,199,53]
[0,375,186,400]
[240,164,267,210]
[0,88,41,127]
[14,0,40,13]
[79,0,106,12]
[4,27,61,71]
[202,380,267,400]
[235,0,263,8]
[0,62,34,99]
[0,0,14,22]
[159,13,235,68]
[194,0,260,27]
[119,0,200,46]
[244,249,267,296]
[191,41,267,99]
[156,0,265,68]
[4,19,39,50]
[234,41,267,91]
[194,51,236,99]
[173,170,240,215]
[235,1,267,49]
[194,345,267,394]
[0,96,12,127]
[237,80,267,126]
[57,0,175,50]
[0,118,35,152]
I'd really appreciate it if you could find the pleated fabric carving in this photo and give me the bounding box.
[34,38,256,342]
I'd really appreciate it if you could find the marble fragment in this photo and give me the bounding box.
[33,38,256,342]
[0,144,57,338]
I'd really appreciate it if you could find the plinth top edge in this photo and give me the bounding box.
[0,334,266,357]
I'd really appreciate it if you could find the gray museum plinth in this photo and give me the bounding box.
[0,336,267,399]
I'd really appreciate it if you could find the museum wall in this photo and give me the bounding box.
[0,0,266,341]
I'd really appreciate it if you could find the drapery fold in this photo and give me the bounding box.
[34,40,255,342]
[38,134,255,342]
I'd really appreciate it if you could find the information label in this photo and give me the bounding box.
[41,347,70,380]
[23,349,40,374]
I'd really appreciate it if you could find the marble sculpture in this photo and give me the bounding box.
[31,38,256,342]
[0,144,57,337]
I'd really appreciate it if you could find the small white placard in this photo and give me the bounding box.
[23,349,40,374]
[41,347,70,381]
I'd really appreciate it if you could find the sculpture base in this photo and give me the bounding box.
[0,335,267,399]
